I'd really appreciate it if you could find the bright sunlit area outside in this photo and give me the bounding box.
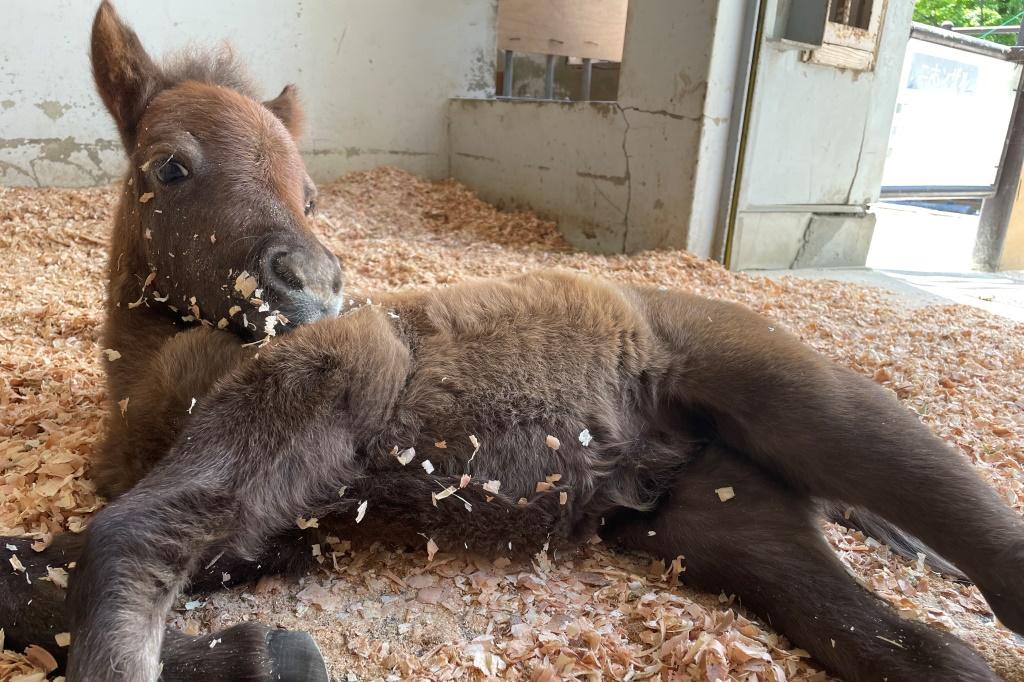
[861,0,1024,320]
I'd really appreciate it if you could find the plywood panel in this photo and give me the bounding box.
[822,0,887,54]
[498,0,628,61]
[804,43,875,70]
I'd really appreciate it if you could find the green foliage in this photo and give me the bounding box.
[914,0,1024,45]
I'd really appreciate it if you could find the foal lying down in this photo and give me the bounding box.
[2,3,1023,681]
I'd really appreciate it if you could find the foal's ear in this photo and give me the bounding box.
[264,85,305,139]
[91,1,163,150]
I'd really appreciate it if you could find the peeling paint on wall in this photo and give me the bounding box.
[1,1,497,187]
[465,48,495,94]
[0,137,122,186]
[35,100,73,121]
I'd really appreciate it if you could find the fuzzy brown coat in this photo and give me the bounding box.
[2,4,1023,682]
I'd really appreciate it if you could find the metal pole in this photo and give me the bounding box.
[974,29,1024,270]
[953,25,1022,36]
[720,0,768,268]
[910,22,1012,61]
[544,54,556,99]
[581,58,592,101]
[502,50,514,98]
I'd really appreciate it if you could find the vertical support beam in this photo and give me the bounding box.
[502,50,515,98]
[581,58,593,101]
[975,32,1024,270]
[544,54,556,99]
[718,0,766,267]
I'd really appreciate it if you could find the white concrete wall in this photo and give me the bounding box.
[730,0,916,269]
[0,0,496,186]
[451,0,746,255]
[450,100,630,250]
[742,2,913,209]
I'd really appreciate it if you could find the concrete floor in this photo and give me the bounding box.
[751,203,1024,323]
[754,267,1024,322]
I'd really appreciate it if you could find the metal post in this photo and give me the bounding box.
[719,0,767,267]
[544,54,556,99]
[910,23,1012,60]
[581,58,593,101]
[502,50,514,98]
[975,29,1024,270]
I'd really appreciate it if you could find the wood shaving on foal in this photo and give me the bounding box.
[1,168,1022,681]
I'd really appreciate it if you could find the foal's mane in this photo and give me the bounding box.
[160,44,259,97]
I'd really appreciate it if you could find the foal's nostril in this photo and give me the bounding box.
[270,252,305,292]
[259,244,344,323]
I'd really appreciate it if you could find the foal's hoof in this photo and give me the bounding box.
[268,629,329,682]
[162,622,328,682]
[976,542,1024,636]
[984,591,1024,636]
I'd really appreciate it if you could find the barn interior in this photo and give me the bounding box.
[1,1,1023,681]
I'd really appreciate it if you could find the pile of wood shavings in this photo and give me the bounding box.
[1,167,1022,681]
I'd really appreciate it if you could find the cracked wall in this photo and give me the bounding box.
[451,0,913,265]
[729,0,916,269]
[449,0,733,255]
[448,98,705,254]
[449,100,631,252]
[1,0,497,187]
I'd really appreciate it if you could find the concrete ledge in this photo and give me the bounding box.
[449,99,630,253]
[448,97,703,255]
[731,211,876,270]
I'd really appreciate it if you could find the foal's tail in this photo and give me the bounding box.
[820,501,967,582]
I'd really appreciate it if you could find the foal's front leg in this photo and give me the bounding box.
[65,310,411,682]
[1,529,324,679]
[0,534,81,666]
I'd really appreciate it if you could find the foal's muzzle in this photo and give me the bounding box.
[261,243,344,325]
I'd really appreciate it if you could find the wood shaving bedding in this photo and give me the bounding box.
[1,167,1022,681]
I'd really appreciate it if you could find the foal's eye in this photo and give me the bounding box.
[304,199,316,216]
[155,159,190,185]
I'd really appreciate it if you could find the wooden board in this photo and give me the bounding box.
[498,0,629,62]
[803,43,875,71]
[805,0,887,71]
[822,0,886,54]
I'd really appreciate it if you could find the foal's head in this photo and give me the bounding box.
[92,1,343,336]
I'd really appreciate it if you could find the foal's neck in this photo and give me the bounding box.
[101,188,186,394]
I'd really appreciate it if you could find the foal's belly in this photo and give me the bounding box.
[341,413,699,558]
[334,272,699,548]
[339,426,689,556]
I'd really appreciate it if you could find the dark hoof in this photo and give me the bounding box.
[268,629,329,682]
[976,542,1024,637]
[160,622,328,682]
[983,591,1024,636]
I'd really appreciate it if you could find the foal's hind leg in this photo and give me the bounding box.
[0,534,80,665]
[606,445,998,682]
[647,290,1024,633]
